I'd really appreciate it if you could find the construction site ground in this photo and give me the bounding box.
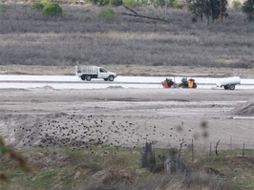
[0,88,253,150]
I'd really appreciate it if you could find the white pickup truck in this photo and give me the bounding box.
[76,65,117,81]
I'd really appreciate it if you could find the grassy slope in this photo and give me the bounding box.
[1,146,254,190]
[0,3,253,77]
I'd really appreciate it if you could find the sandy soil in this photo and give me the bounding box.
[0,88,254,150]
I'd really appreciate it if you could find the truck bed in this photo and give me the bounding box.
[76,65,98,75]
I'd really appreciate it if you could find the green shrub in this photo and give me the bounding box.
[31,0,49,11]
[232,0,242,10]
[39,0,49,5]
[111,0,123,6]
[169,0,178,8]
[89,0,109,5]
[0,4,6,13]
[151,0,183,8]
[150,0,178,8]
[98,6,115,19]
[99,0,110,5]
[42,2,63,17]
[154,0,165,6]
[91,0,122,6]
[31,2,44,10]
[122,0,139,7]
[242,0,254,21]
[90,0,128,6]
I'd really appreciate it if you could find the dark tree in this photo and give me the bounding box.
[188,0,227,24]
[219,0,228,22]
[188,0,205,21]
[242,0,254,21]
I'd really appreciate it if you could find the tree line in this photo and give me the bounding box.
[188,0,254,24]
[23,0,254,23]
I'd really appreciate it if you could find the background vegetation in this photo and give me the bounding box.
[0,2,253,76]
[1,144,254,190]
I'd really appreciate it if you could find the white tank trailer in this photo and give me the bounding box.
[216,76,241,90]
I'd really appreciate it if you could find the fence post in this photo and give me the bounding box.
[209,142,212,157]
[191,139,194,163]
[215,140,220,156]
[242,143,245,157]
[178,142,184,161]
[230,136,232,150]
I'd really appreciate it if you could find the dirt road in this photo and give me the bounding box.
[0,88,253,150]
[0,74,254,90]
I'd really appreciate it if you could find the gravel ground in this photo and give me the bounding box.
[0,88,254,150]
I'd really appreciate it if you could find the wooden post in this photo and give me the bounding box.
[230,136,232,150]
[178,142,184,161]
[209,142,212,156]
[191,139,194,163]
[215,140,220,156]
[242,143,245,157]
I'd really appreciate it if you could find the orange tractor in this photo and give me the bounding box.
[162,78,197,89]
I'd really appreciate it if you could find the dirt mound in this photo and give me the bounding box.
[0,113,157,148]
[234,100,254,116]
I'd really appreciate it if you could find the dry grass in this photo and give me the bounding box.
[0,146,234,190]
[0,3,253,76]
[1,145,253,190]
[1,64,254,76]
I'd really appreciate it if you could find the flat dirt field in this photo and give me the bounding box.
[1,88,254,150]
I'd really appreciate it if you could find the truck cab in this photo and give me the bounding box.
[98,67,114,81]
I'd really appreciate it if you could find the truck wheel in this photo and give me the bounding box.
[85,75,92,81]
[108,75,114,81]
[224,85,229,90]
[229,84,235,90]
[81,75,86,81]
